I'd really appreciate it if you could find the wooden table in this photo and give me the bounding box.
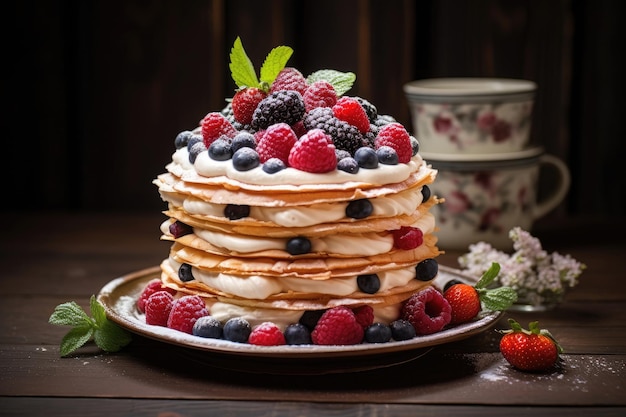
[1,212,625,416]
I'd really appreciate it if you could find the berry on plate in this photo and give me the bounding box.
[311,306,364,345]
[499,319,562,372]
[248,322,286,346]
[401,287,451,335]
[137,279,177,312]
[166,295,209,334]
[444,283,481,325]
[144,291,174,327]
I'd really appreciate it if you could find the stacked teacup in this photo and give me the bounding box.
[403,78,570,250]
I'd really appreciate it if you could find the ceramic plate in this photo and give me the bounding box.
[98,265,501,374]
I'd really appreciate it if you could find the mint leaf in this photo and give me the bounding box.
[475,262,501,289]
[60,325,94,357]
[260,45,293,86]
[307,70,356,96]
[49,301,92,327]
[229,36,260,88]
[90,295,107,326]
[481,286,518,311]
[94,319,132,353]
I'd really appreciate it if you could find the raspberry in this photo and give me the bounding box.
[270,67,308,95]
[288,129,336,173]
[144,291,174,326]
[303,80,337,111]
[256,122,297,164]
[303,107,364,155]
[248,322,286,346]
[392,226,424,250]
[353,305,374,329]
[401,287,452,335]
[137,279,177,312]
[201,112,237,147]
[231,87,267,125]
[166,295,209,334]
[374,122,413,163]
[333,96,371,134]
[251,90,306,131]
[311,306,364,345]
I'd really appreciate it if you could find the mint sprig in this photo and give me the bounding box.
[49,295,131,357]
[307,69,356,96]
[229,36,294,91]
[474,262,518,311]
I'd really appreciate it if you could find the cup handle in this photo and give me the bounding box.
[533,154,571,219]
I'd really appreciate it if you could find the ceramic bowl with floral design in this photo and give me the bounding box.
[404,78,536,155]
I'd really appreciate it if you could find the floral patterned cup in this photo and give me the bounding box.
[424,147,570,250]
[404,78,536,154]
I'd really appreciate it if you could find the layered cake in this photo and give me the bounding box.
[145,38,446,345]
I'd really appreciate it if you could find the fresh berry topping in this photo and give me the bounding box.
[352,305,374,329]
[303,107,364,155]
[443,279,464,293]
[354,97,378,123]
[444,283,481,325]
[186,133,203,150]
[345,199,373,219]
[169,220,193,238]
[389,319,417,341]
[299,309,326,330]
[144,291,174,326]
[262,157,287,174]
[392,226,424,250]
[354,146,379,169]
[401,287,452,335]
[286,236,312,255]
[357,274,381,294]
[421,185,431,203]
[137,279,176,313]
[284,323,312,345]
[224,204,250,220]
[311,306,364,345]
[256,122,297,164]
[376,145,399,165]
[175,130,195,149]
[415,258,439,281]
[232,87,267,125]
[192,316,223,339]
[248,322,286,346]
[251,90,306,131]
[410,135,420,155]
[337,157,359,174]
[374,122,413,163]
[232,147,260,171]
[223,317,251,343]
[231,131,257,152]
[208,137,233,161]
[270,67,308,95]
[167,295,209,334]
[201,112,237,147]
[303,80,337,111]
[287,129,336,173]
[188,141,207,164]
[332,96,371,134]
[178,263,195,282]
[498,319,561,372]
[364,323,392,343]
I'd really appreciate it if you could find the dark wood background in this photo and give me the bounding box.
[4,0,625,217]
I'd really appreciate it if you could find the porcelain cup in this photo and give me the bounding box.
[404,78,536,155]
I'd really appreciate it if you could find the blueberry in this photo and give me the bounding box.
[443,279,464,292]
[421,185,431,203]
[354,147,379,169]
[364,323,392,343]
[346,199,373,219]
[188,141,206,164]
[208,137,233,161]
[169,220,193,238]
[357,274,380,294]
[335,149,351,162]
[186,134,204,151]
[376,146,399,165]
[178,263,195,282]
[224,204,250,220]
[192,316,223,339]
[223,317,251,343]
[299,309,326,330]
[410,135,419,155]
[337,157,359,174]
[284,323,312,345]
[415,258,439,281]
[286,236,312,255]
[262,157,286,174]
[389,319,417,341]
[231,131,256,152]
[232,147,260,171]
[175,130,195,149]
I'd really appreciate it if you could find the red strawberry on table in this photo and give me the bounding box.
[499,319,563,372]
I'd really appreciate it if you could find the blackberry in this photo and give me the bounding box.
[357,273,380,294]
[178,263,195,282]
[376,146,399,165]
[175,130,195,149]
[337,157,359,174]
[232,147,260,171]
[346,199,373,219]
[223,317,251,343]
[284,323,312,345]
[303,107,364,155]
[299,309,326,330]
[262,158,286,174]
[231,131,256,152]
[373,114,396,129]
[286,236,312,255]
[389,319,417,341]
[354,97,378,123]
[224,204,250,220]
[220,102,236,124]
[251,90,305,131]
[421,185,431,203]
[416,258,439,281]
[208,137,233,161]
[364,323,392,343]
[354,147,378,169]
[192,316,223,339]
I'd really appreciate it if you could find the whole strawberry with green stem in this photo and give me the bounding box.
[499,319,563,372]
[444,262,518,324]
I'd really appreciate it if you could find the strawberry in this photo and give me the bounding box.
[332,96,370,134]
[231,87,267,125]
[287,128,336,173]
[444,283,481,325]
[499,319,562,372]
